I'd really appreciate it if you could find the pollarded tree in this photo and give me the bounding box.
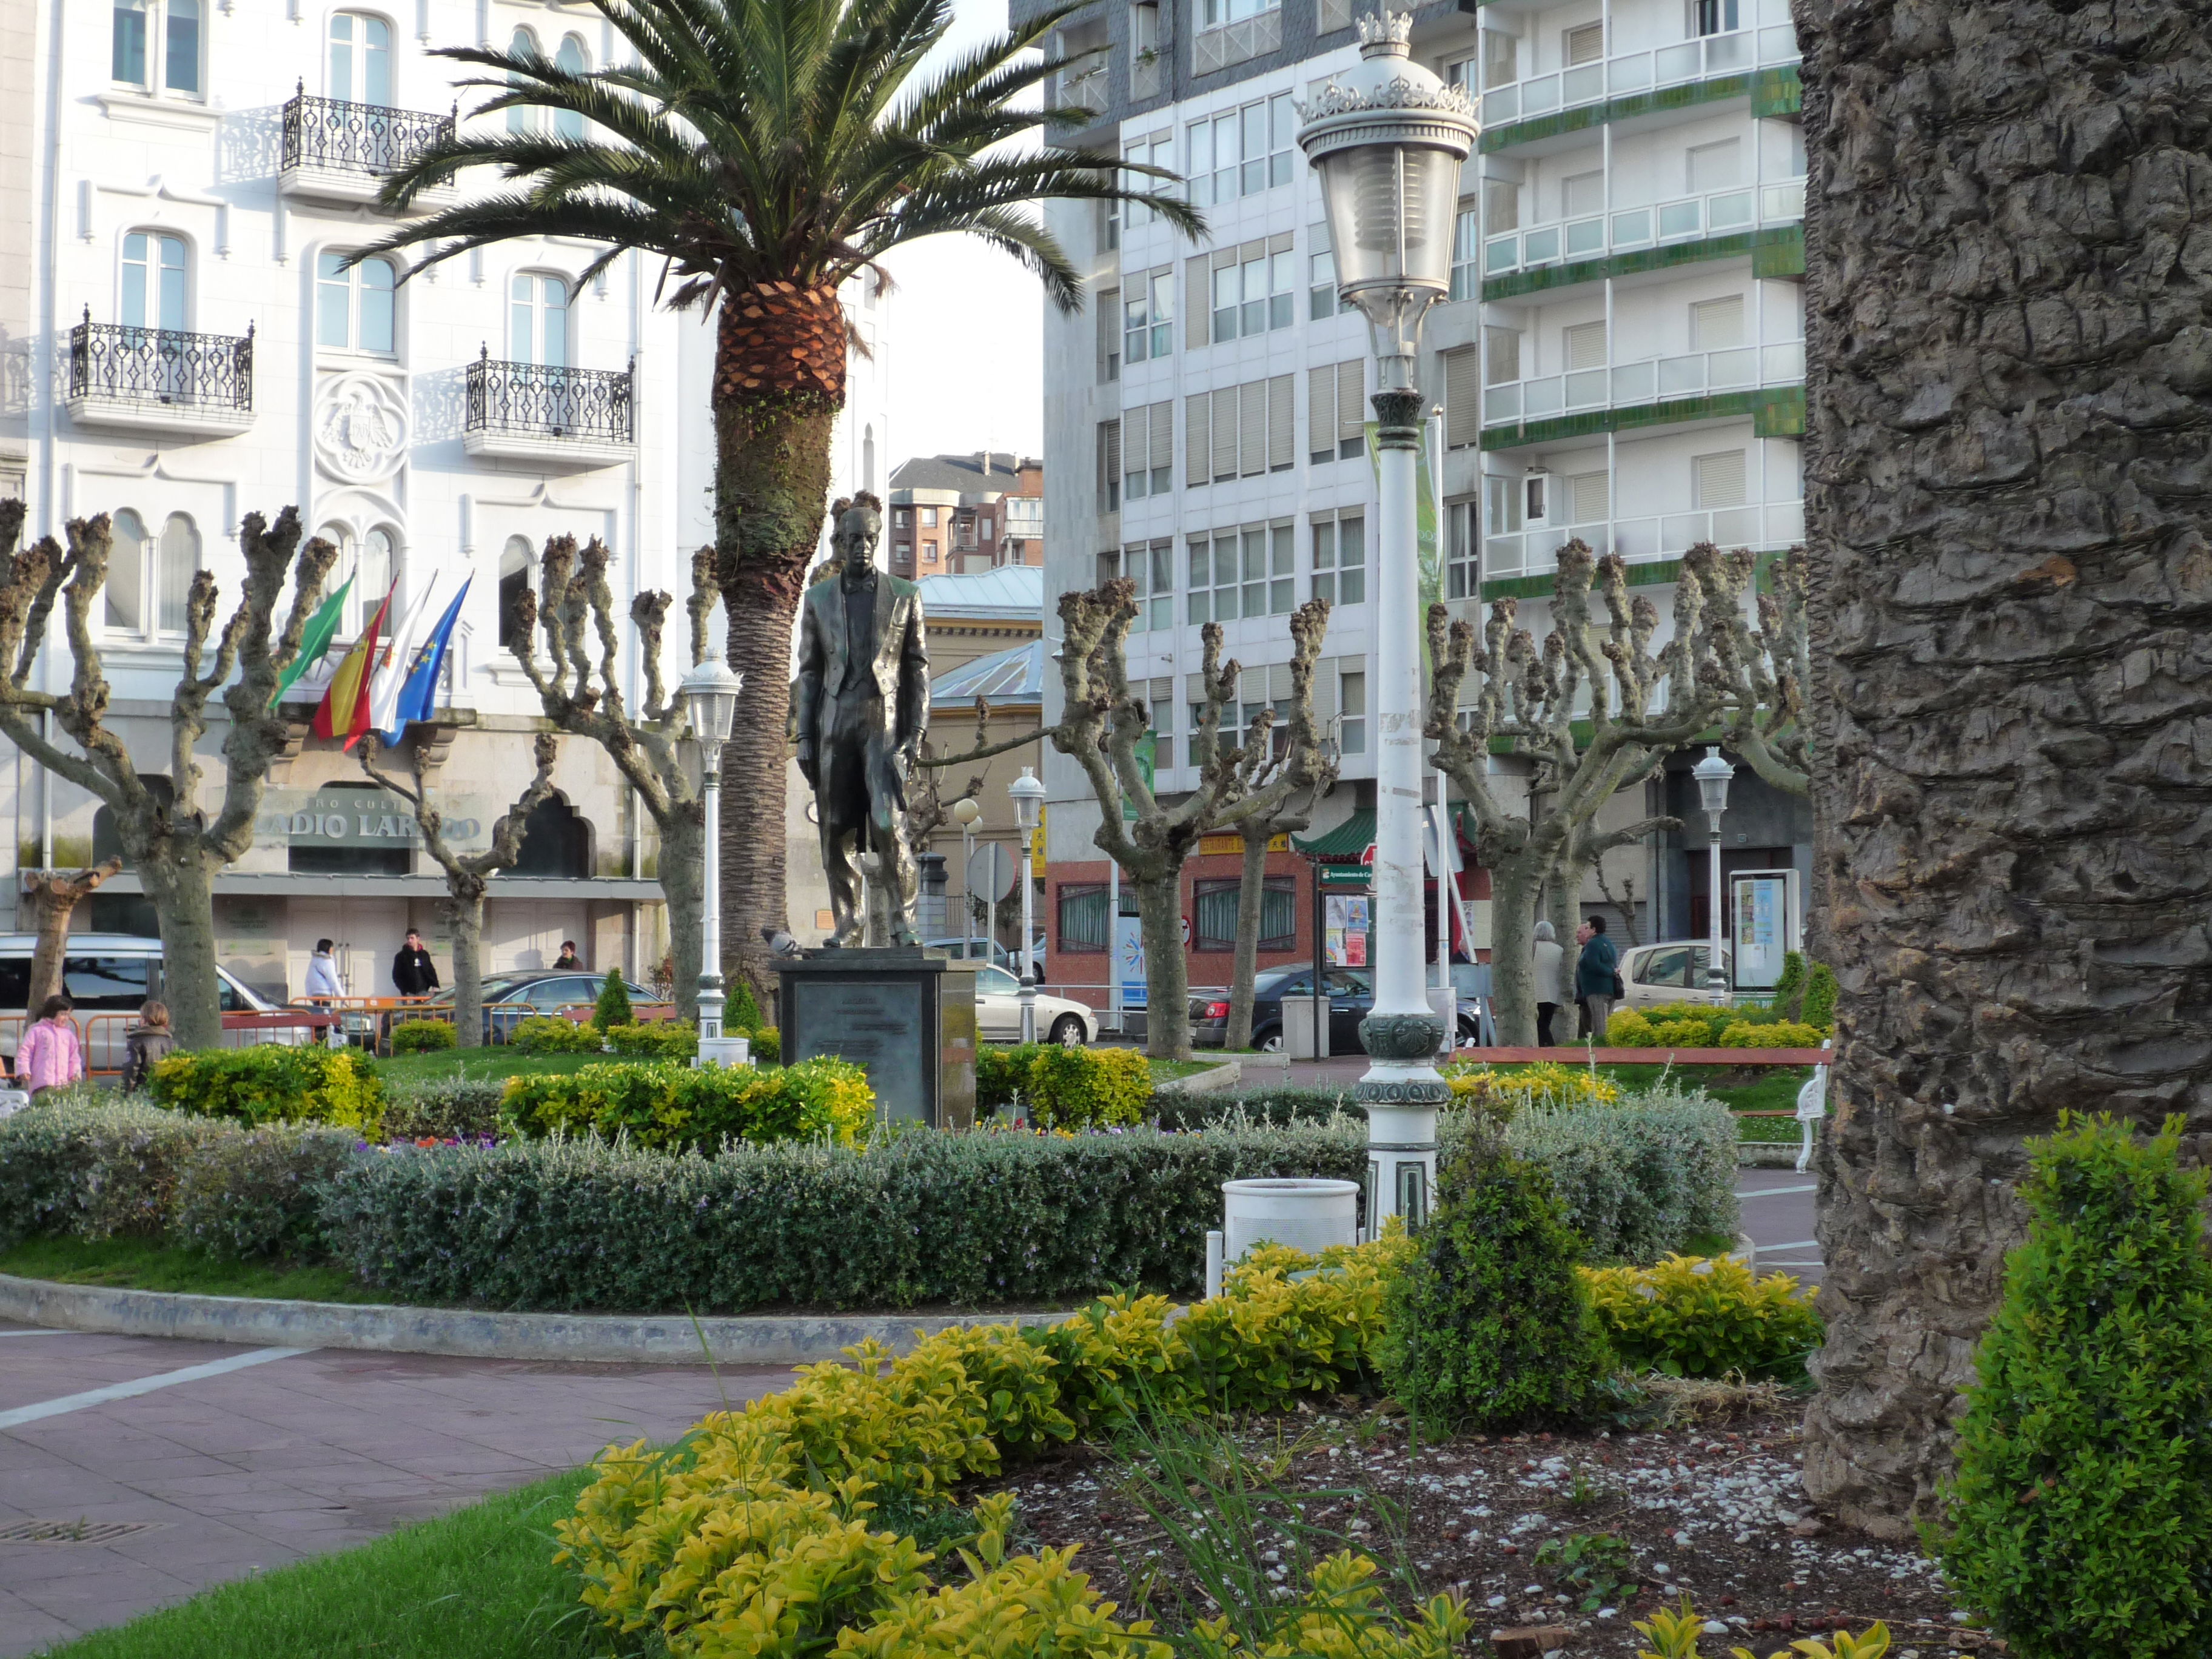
[21,859,122,1012]
[1425,541,1725,1045]
[1213,736,1336,1054]
[506,534,717,1020]
[1709,543,1811,797]
[360,731,559,1048]
[0,504,335,1049]
[357,0,1201,1008]
[1053,580,1332,1059]
[1794,0,2212,1539]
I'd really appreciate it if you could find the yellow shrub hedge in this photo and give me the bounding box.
[1441,1060,1621,1118]
[1716,1020,1829,1050]
[1581,1253,1823,1378]
[556,1236,1410,1657]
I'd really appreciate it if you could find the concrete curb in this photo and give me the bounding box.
[1154,1058,1242,1096]
[0,1275,1068,1365]
[1736,1142,1806,1168]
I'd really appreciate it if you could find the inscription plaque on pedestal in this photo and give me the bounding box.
[773,949,976,1130]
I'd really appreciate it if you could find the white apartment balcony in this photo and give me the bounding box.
[278,89,458,209]
[461,350,636,466]
[1484,500,1806,580]
[1484,340,1805,428]
[1479,179,1805,281]
[1476,25,1800,128]
[65,313,255,438]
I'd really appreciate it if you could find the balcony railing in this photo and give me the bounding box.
[67,311,253,418]
[1481,179,1805,280]
[464,350,634,450]
[1484,341,1805,427]
[1477,24,1800,127]
[281,88,454,181]
[1056,53,1108,115]
[1483,500,1806,580]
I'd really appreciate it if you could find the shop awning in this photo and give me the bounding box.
[1293,809,1373,860]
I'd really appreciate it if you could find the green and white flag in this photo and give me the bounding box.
[270,574,354,708]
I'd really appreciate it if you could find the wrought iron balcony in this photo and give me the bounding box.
[463,349,635,465]
[65,310,255,437]
[279,85,457,207]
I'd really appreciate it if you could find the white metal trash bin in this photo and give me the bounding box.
[1220,1178,1360,1271]
[1281,996,1327,1059]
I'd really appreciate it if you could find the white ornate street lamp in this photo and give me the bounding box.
[1693,745,1736,999]
[952,796,983,960]
[1007,766,1045,1043]
[1301,8,1476,1232]
[680,657,748,1065]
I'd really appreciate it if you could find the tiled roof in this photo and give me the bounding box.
[917,564,1044,620]
[890,452,1040,492]
[930,638,1045,709]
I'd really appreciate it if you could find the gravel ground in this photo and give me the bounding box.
[985,1400,1997,1657]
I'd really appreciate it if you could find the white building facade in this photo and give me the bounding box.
[8,0,888,1002]
[1024,0,1811,979]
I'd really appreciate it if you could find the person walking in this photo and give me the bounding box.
[18,995,83,1097]
[306,939,346,1002]
[1577,914,1620,1044]
[552,940,583,970]
[1532,920,1565,1047]
[391,930,440,997]
[121,1000,176,1093]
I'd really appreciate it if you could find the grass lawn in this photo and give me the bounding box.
[0,1236,406,1305]
[44,1468,600,1659]
[1149,1056,1232,1082]
[369,1048,606,1088]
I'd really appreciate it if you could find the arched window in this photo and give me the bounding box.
[511,793,591,878]
[863,425,876,492]
[329,12,393,104]
[121,232,187,332]
[499,534,533,650]
[156,512,198,633]
[320,522,397,634]
[317,252,397,352]
[554,35,587,140]
[107,509,147,632]
[506,27,537,134]
[508,273,569,367]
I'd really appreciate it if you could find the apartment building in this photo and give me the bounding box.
[10,0,887,999]
[887,452,1044,579]
[1019,0,1812,997]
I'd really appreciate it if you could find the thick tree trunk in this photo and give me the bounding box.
[446,888,486,1050]
[1224,830,1272,1051]
[657,808,705,1024]
[23,860,120,1011]
[1487,848,1542,1047]
[1135,868,1190,1061]
[1795,0,2212,1538]
[141,853,221,1051]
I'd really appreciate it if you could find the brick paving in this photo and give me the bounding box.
[0,1329,788,1655]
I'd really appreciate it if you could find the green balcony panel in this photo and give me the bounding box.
[1479,384,1806,451]
[1481,225,1803,304]
[1479,66,1800,154]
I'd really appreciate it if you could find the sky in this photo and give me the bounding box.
[878,1,1048,469]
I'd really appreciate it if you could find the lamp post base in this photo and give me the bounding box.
[1358,1011,1447,1233]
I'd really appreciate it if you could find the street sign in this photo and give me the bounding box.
[967,841,1019,902]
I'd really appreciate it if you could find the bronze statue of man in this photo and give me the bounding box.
[794,494,930,946]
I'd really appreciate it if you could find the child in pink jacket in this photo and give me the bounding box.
[18,996,84,1095]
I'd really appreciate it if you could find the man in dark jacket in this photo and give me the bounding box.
[392,930,441,997]
[1575,914,1620,1042]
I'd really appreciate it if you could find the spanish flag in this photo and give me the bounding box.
[312,582,394,748]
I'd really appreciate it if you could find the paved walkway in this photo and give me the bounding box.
[0,1329,788,1656]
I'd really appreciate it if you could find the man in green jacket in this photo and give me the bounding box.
[1576,914,1620,1042]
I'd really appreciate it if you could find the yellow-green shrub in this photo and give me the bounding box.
[389,1019,457,1054]
[512,1016,605,1054]
[1441,1059,1620,1119]
[978,1045,1150,1128]
[1717,1020,1828,1049]
[605,1021,697,1061]
[1582,1253,1823,1378]
[149,1045,383,1136]
[1189,1552,1470,1659]
[752,1026,781,1064]
[504,1057,874,1152]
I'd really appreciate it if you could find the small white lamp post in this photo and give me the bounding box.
[1008,765,1045,1042]
[680,657,748,1065]
[1300,9,1476,1232]
[1692,745,1736,998]
[952,796,982,960]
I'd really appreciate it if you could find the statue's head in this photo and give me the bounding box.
[835,494,883,587]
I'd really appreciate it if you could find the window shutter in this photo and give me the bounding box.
[1239,236,1265,267]
[1267,661,1293,702]
[1443,347,1480,448]
[1266,374,1293,471]
[1212,386,1238,481]
[1691,295,1745,351]
[1100,419,1122,512]
[1185,256,1210,349]
[1694,449,1747,509]
[1148,401,1173,478]
[1186,394,1211,487]
[1568,470,1609,523]
[1309,365,1335,457]
[1565,21,1604,63]
[1312,657,1338,722]
[1098,286,1120,381]
[1238,381,1265,477]
[1565,321,1607,370]
[1267,229,1293,259]
[1336,361,1364,447]
[1485,325,1521,386]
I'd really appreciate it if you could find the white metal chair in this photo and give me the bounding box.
[1795,1037,1833,1173]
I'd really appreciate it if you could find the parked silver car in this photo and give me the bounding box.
[0,933,290,1071]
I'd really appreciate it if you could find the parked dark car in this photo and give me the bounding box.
[424,971,663,1044]
[1191,963,1486,1053]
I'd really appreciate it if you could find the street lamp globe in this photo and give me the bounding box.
[951,796,982,828]
[1008,766,1044,832]
[1693,745,1735,819]
[1298,12,1476,374]
[679,659,743,746]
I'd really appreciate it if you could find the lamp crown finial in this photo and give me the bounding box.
[1355,8,1413,55]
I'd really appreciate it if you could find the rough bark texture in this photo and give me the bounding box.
[1052,582,1334,1058]
[1426,543,1721,1043]
[1713,546,1812,797]
[509,537,716,1021]
[22,859,121,1010]
[363,731,558,1048]
[712,297,840,1008]
[0,504,334,1050]
[1794,0,2212,1539]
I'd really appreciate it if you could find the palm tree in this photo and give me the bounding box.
[360,0,1199,1000]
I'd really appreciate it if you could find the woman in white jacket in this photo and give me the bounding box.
[305,939,346,1002]
[1532,920,1566,1047]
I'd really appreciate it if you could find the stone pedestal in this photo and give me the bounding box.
[773,948,977,1130]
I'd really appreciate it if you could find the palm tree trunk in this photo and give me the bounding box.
[1795,0,2212,1539]
[712,286,843,1010]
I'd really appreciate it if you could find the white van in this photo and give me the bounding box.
[0,933,287,1071]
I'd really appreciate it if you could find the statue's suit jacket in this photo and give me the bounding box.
[794,567,930,757]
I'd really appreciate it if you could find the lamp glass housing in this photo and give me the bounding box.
[952,797,982,827]
[679,660,743,745]
[1314,141,1460,300]
[1692,746,1735,816]
[1008,766,1044,831]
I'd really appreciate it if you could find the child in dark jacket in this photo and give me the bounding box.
[121,1000,176,1093]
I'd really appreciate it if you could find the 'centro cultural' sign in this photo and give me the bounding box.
[256,789,491,850]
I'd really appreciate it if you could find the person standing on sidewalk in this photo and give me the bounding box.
[18,995,82,1096]
[392,930,440,997]
[1576,915,1620,1043]
[1532,921,1565,1046]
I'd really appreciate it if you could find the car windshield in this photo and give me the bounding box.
[978,966,1020,993]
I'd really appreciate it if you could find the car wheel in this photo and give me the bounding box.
[1256,1027,1285,1054]
[1050,1014,1085,1047]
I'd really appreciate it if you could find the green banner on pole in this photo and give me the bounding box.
[1367,421,1443,673]
[1124,732,1156,822]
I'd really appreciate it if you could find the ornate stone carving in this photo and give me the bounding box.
[1358,1011,1447,1061]
[313,373,409,482]
[1356,1077,1452,1107]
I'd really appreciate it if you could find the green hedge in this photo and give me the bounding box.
[378,1074,507,1141]
[389,1019,457,1054]
[512,1016,604,1055]
[977,1044,1150,1128]
[147,1046,383,1134]
[172,1124,359,1261]
[501,1057,874,1152]
[0,1093,232,1247]
[605,1021,697,1061]
[1151,1085,1361,1133]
